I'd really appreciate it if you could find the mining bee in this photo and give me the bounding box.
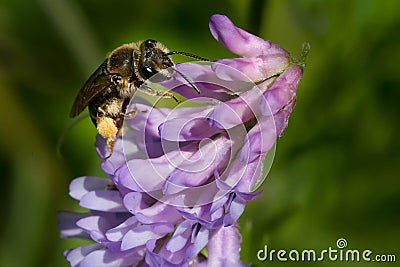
[70,39,208,157]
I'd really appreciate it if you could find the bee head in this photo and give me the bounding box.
[139,39,174,82]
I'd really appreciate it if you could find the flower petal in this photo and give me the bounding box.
[205,224,249,267]
[129,197,182,224]
[121,223,174,251]
[77,247,142,267]
[64,244,104,267]
[76,215,114,243]
[213,55,289,82]
[69,176,110,201]
[160,117,223,142]
[260,64,302,115]
[223,195,247,226]
[146,239,187,266]
[106,216,139,242]
[205,84,263,129]
[239,115,277,163]
[166,220,192,253]
[116,141,199,192]
[161,63,245,101]
[185,226,210,260]
[163,134,232,195]
[209,14,288,57]
[219,152,265,193]
[79,190,126,212]
[158,105,222,142]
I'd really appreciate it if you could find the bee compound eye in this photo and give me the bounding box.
[141,66,157,79]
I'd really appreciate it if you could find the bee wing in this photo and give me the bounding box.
[70,60,113,117]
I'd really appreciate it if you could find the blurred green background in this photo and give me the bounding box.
[0,0,399,266]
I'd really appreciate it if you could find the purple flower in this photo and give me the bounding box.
[59,14,306,266]
[196,224,249,267]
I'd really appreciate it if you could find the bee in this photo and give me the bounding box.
[70,39,208,157]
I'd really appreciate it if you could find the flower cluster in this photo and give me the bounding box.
[59,14,305,266]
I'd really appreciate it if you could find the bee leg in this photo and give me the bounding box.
[106,138,115,156]
[123,109,137,118]
[139,84,180,103]
[99,135,116,160]
[124,105,148,119]
[96,110,118,159]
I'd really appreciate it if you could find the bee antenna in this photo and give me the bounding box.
[172,66,201,94]
[167,51,210,62]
